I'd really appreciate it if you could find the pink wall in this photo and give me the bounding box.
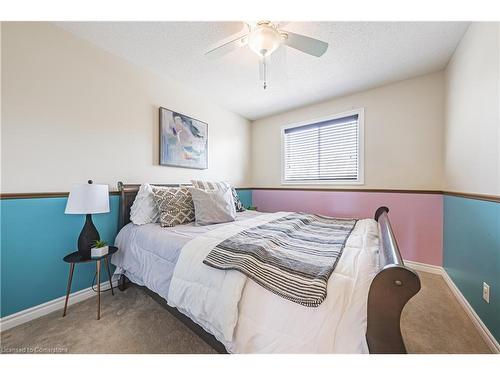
[253,190,443,266]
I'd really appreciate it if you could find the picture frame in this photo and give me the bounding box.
[159,107,208,169]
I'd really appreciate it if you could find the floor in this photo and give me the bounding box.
[0,271,492,354]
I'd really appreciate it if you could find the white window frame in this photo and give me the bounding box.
[280,108,365,185]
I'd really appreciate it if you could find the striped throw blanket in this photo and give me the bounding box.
[203,213,357,307]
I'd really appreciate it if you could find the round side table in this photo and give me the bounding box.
[62,246,118,320]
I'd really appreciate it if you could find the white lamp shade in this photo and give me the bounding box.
[65,183,110,214]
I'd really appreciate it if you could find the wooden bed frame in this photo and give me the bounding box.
[115,182,421,354]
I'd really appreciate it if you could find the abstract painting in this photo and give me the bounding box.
[159,107,208,169]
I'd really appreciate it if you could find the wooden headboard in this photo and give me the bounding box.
[117,181,192,229]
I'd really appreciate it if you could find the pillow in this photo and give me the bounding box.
[189,187,236,225]
[130,183,160,225]
[151,186,195,227]
[191,180,246,212]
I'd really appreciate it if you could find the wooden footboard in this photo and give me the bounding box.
[366,207,421,353]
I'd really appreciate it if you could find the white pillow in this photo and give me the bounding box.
[191,179,246,212]
[130,183,160,225]
[189,187,236,226]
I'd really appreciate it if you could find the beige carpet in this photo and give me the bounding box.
[0,271,492,354]
[401,272,492,353]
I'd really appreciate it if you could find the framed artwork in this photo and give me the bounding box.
[159,107,208,169]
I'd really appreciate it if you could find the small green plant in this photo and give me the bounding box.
[93,239,107,248]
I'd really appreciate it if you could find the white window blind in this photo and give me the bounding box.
[283,114,360,182]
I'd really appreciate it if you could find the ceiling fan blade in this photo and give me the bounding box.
[276,21,290,29]
[270,46,288,82]
[282,30,328,57]
[204,34,248,59]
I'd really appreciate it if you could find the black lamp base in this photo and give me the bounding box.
[78,214,100,259]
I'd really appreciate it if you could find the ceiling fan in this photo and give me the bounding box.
[205,21,329,89]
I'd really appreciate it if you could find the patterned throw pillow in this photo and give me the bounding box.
[151,186,195,227]
[190,180,246,212]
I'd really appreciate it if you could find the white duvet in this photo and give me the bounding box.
[166,213,380,354]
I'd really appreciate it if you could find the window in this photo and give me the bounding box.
[282,109,364,184]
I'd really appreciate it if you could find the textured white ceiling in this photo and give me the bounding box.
[55,21,469,120]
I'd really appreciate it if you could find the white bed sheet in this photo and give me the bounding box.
[112,211,262,300]
[112,211,380,353]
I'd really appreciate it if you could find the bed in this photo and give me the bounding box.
[112,182,421,354]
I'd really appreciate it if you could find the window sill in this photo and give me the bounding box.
[281,180,365,186]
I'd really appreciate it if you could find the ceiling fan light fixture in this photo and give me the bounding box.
[247,24,282,57]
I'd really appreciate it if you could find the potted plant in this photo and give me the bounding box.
[91,239,109,258]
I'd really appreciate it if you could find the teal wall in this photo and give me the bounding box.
[236,189,252,208]
[6,189,499,344]
[1,196,119,317]
[443,195,500,342]
[1,190,251,318]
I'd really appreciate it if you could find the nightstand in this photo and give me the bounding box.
[62,246,118,320]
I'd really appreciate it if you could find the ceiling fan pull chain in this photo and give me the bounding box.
[260,56,268,90]
[263,57,267,89]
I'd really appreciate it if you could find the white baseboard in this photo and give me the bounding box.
[440,271,500,353]
[404,259,500,353]
[404,260,444,275]
[0,280,118,332]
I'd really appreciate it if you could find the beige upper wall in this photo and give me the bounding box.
[4,22,497,195]
[444,23,500,196]
[251,71,445,190]
[1,22,252,193]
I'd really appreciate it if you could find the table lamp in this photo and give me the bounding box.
[65,180,110,259]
